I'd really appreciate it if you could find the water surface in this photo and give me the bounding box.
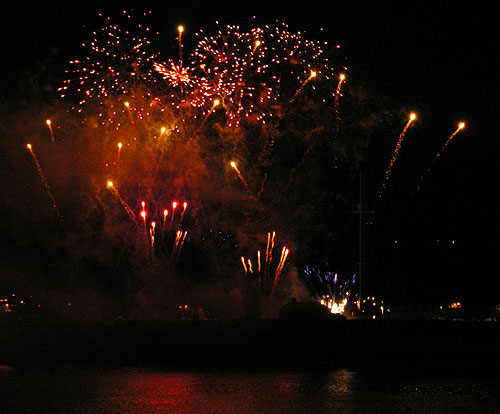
[1,366,499,413]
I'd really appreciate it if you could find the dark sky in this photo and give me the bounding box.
[1,1,498,304]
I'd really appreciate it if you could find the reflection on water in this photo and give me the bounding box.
[1,366,499,413]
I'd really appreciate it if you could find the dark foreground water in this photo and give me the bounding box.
[1,365,499,413]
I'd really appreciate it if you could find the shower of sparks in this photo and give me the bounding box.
[58,10,161,126]
[304,267,356,315]
[376,112,416,204]
[26,144,62,220]
[61,15,342,131]
[191,22,272,127]
[267,21,335,82]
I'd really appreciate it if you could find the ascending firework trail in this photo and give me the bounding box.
[415,122,465,192]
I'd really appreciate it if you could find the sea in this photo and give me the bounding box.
[1,365,499,413]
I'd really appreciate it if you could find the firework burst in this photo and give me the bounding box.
[58,10,162,128]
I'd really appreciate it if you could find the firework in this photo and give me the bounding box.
[162,209,169,236]
[179,201,188,225]
[171,229,188,259]
[265,231,276,279]
[171,230,182,258]
[267,21,335,82]
[190,22,273,127]
[241,256,248,274]
[290,70,316,103]
[150,221,156,252]
[170,201,178,229]
[416,122,466,191]
[435,122,465,159]
[247,258,254,274]
[176,230,188,258]
[117,141,123,159]
[154,59,197,91]
[107,180,136,221]
[195,98,221,132]
[35,14,413,318]
[26,144,62,220]
[177,25,184,66]
[46,119,55,143]
[59,11,161,126]
[334,73,345,139]
[230,161,253,196]
[375,112,416,204]
[270,246,289,298]
[275,246,289,279]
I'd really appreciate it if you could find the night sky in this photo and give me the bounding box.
[1,1,498,311]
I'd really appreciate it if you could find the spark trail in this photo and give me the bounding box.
[375,113,416,205]
[46,119,55,143]
[270,246,289,299]
[107,180,136,222]
[230,161,253,196]
[435,122,465,160]
[26,144,62,220]
[416,122,465,192]
[290,70,316,104]
[334,73,345,140]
